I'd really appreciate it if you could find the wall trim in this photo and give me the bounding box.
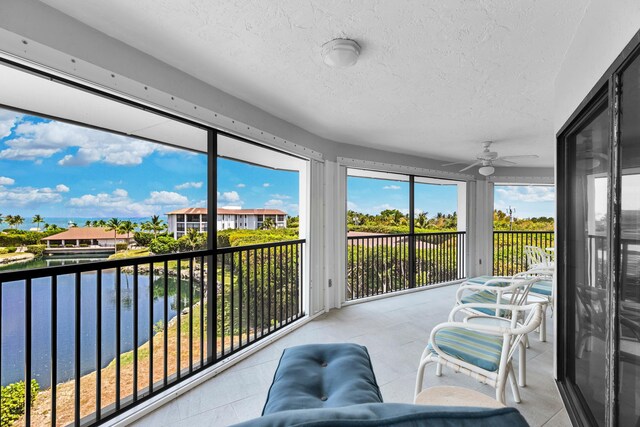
[337,157,475,181]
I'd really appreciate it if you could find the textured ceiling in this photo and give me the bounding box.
[40,0,589,167]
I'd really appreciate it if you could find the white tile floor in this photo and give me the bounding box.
[132,285,571,427]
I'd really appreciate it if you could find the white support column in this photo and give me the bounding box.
[305,159,326,316]
[323,160,346,311]
[467,180,494,277]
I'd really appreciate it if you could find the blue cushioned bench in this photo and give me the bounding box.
[262,343,383,415]
[233,343,529,427]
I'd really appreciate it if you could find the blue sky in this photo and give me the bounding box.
[347,177,555,219]
[494,185,555,218]
[0,107,300,220]
[0,107,554,222]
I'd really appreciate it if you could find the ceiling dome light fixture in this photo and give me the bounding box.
[321,38,361,68]
[478,165,495,176]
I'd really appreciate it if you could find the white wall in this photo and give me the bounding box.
[554,0,640,130]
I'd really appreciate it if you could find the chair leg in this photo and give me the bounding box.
[436,362,443,377]
[539,306,547,342]
[414,348,431,399]
[518,341,526,387]
[509,365,521,403]
[495,382,506,405]
[523,333,530,349]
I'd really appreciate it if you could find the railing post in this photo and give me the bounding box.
[409,176,416,288]
[206,130,217,363]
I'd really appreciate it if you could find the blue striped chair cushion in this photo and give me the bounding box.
[427,328,503,372]
[465,276,511,287]
[530,280,552,296]
[460,290,509,315]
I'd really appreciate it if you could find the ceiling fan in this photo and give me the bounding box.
[442,141,539,176]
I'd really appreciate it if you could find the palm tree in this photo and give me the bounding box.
[105,218,122,249]
[85,220,92,227]
[261,217,275,230]
[4,214,14,229]
[144,215,166,238]
[184,227,201,251]
[95,219,107,227]
[32,214,44,231]
[12,215,24,230]
[0,213,3,228]
[118,220,136,248]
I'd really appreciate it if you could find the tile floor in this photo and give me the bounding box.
[132,285,571,426]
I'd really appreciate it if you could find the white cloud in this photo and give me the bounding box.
[264,199,284,208]
[55,184,70,193]
[271,193,291,199]
[145,191,189,205]
[236,183,246,188]
[347,201,358,211]
[0,176,15,186]
[383,185,401,190]
[495,186,555,203]
[0,119,174,165]
[69,188,189,217]
[175,181,203,190]
[263,183,270,187]
[217,191,241,203]
[0,184,65,208]
[0,109,22,139]
[374,203,397,211]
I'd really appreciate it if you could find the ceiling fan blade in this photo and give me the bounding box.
[498,154,539,161]
[459,161,482,172]
[492,159,517,166]
[441,161,468,167]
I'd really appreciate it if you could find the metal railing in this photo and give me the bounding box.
[492,231,554,276]
[0,239,304,426]
[347,232,466,301]
[415,232,466,286]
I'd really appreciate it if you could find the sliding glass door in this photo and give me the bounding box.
[558,42,640,427]
[564,97,609,426]
[618,48,640,427]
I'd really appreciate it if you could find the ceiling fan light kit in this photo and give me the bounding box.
[441,141,539,177]
[478,165,495,176]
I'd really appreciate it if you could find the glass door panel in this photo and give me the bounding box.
[619,52,640,426]
[567,101,610,426]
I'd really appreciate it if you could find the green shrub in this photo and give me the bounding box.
[149,236,178,254]
[115,242,129,251]
[26,244,46,257]
[133,231,154,247]
[0,380,39,427]
[7,246,17,253]
[0,248,8,254]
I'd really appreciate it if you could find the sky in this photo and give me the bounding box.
[347,177,556,219]
[0,106,555,225]
[494,185,555,218]
[0,107,299,223]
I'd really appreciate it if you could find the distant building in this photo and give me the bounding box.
[42,227,133,248]
[166,208,287,238]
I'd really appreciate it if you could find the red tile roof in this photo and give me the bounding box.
[167,208,286,215]
[42,227,131,241]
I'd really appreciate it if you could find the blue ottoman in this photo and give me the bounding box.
[262,343,383,415]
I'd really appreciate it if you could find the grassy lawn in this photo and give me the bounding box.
[108,249,150,260]
[0,252,33,260]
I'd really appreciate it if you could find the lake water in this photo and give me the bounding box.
[0,257,188,388]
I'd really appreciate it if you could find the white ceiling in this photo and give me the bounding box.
[40,0,589,167]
